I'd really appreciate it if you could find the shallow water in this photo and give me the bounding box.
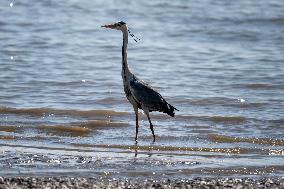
[0,0,283,178]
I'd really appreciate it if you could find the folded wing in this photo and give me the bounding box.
[129,78,177,117]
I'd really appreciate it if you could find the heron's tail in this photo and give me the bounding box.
[164,103,179,117]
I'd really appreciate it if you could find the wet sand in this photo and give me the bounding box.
[0,177,283,189]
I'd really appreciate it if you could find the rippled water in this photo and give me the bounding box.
[0,0,283,178]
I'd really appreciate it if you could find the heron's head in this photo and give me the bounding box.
[101,21,127,31]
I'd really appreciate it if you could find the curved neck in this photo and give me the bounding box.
[122,28,130,78]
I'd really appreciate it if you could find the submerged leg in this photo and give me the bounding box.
[134,107,139,142]
[144,110,155,142]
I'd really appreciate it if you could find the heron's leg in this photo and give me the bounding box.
[144,110,155,142]
[133,106,139,142]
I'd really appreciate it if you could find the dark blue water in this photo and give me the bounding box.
[0,0,283,178]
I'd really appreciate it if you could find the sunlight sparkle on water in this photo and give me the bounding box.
[238,98,245,103]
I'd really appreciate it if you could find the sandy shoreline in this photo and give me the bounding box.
[0,177,283,189]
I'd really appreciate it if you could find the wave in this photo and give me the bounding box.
[208,134,284,146]
[208,116,247,123]
[233,17,284,25]
[71,143,243,154]
[0,135,15,140]
[188,97,235,105]
[243,83,283,90]
[194,15,284,26]
[95,97,126,105]
[0,106,129,117]
[0,136,281,156]
[0,126,21,133]
[269,119,284,125]
[173,115,247,124]
[0,119,129,138]
[1,106,275,125]
[80,120,129,129]
[181,165,284,176]
[37,125,92,137]
[175,97,266,108]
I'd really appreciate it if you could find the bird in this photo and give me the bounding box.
[101,21,178,142]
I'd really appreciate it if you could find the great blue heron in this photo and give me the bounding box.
[102,21,178,142]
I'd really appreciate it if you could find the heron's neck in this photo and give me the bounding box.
[122,29,130,79]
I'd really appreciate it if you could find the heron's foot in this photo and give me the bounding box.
[152,135,156,143]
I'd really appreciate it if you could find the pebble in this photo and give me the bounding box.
[0,177,283,189]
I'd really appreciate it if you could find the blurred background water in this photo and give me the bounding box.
[0,0,283,178]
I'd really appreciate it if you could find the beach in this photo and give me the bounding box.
[0,177,283,189]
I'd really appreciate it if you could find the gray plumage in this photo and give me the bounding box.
[129,77,177,117]
[102,21,178,142]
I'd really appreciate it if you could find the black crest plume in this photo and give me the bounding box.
[128,29,141,42]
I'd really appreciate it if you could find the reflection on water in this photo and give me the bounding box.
[0,143,283,178]
[0,0,284,178]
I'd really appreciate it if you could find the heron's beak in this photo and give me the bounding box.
[101,24,115,29]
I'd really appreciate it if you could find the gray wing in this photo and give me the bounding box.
[129,78,169,112]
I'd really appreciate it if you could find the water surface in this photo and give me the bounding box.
[0,0,283,178]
